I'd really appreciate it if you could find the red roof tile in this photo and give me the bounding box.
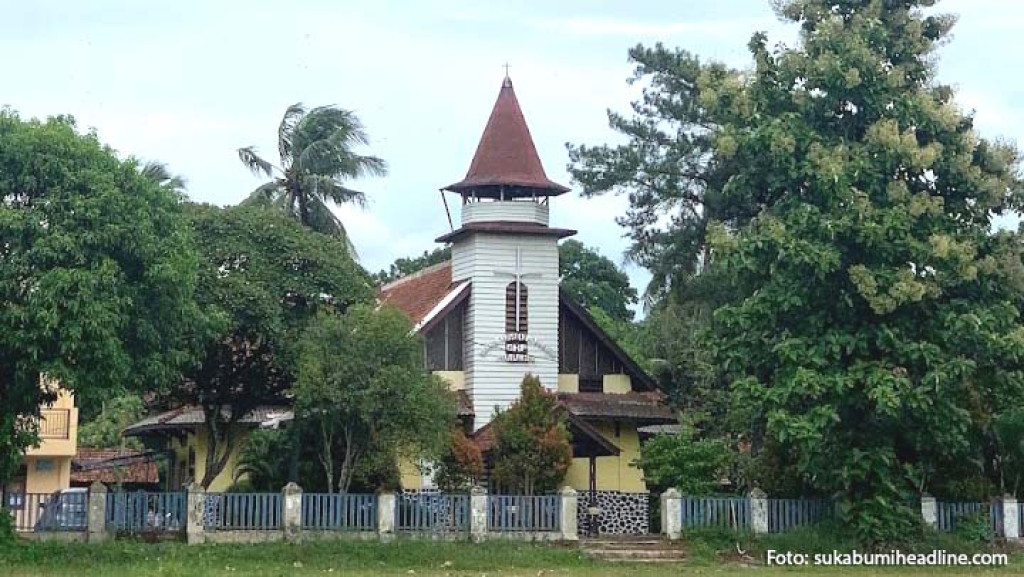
[72,449,160,485]
[445,77,569,196]
[377,261,457,326]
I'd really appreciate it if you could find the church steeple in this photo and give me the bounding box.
[444,77,569,197]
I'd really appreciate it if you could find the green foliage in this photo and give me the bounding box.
[295,305,454,492]
[238,104,387,254]
[0,111,203,486]
[0,509,13,544]
[174,204,372,488]
[559,240,638,322]
[993,409,1024,496]
[634,424,729,494]
[490,375,572,495]
[372,247,451,285]
[77,394,145,449]
[952,511,993,544]
[576,0,1024,546]
[233,428,294,491]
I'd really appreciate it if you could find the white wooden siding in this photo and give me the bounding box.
[452,232,560,430]
[461,201,549,226]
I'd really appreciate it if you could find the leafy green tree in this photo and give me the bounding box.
[559,240,638,322]
[171,204,372,488]
[634,424,729,495]
[704,1,1024,544]
[373,247,451,284]
[78,394,145,449]
[237,104,387,253]
[0,111,202,487]
[490,375,572,495]
[993,410,1024,497]
[295,305,454,493]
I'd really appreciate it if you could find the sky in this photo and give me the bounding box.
[2,0,1023,302]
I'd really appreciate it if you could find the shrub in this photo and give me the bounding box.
[0,508,14,544]
[953,512,994,544]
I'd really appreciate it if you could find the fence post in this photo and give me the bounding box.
[660,488,682,540]
[920,494,937,530]
[282,482,303,543]
[1001,495,1019,541]
[87,481,109,543]
[750,488,769,534]
[185,482,205,545]
[377,490,396,541]
[559,486,579,541]
[469,485,488,543]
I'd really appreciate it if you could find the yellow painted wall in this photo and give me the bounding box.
[564,421,647,492]
[557,374,579,393]
[26,389,78,458]
[602,374,632,394]
[398,457,423,490]
[434,370,465,391]
[23,456,72,494]
[171,427,251,491]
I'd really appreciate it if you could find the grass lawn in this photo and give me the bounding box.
[1,539,1022,577]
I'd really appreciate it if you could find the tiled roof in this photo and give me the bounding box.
[557,392,675,423]
[122,405,293,436]
[71,449,159,485]
[377,261,461,327]
[444,77,569,196]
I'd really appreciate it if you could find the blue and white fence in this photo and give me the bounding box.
[203,492,282,531]
[4,492,87,532]
[487,495,560,532]
[680,496,751,530]
[301,493,377,531]
[106,492,186,533]
[936,501,1002,536]
[768,498,835,533]
[395,492,470,533]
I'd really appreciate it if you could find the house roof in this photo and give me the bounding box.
[71,449,160,485]
[469,407,619,457]
[122,405,293,437]
[377,261,466,328]
[557,392,675,423]
[444,77,569,197]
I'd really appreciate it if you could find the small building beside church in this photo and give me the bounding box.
[379,76,675,497]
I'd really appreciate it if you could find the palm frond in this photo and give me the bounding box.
[277,103,306,166]
[237,146,275,177]
[305,174,367,208]
[305,196,359,259]
[140,160,188,192]
[240,181,287,207]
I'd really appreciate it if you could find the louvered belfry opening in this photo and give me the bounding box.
[505,282,528,333]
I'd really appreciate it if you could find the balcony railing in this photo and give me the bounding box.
[38,409,70,439]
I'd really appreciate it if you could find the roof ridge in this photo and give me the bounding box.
[378,259,452,293]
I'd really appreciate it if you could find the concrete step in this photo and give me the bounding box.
[587,549,687,561]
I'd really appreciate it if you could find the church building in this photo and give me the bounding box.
[378,76,675,496]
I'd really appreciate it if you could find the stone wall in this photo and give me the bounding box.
[578,491,650,535]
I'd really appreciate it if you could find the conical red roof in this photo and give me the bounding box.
[444,77,569,196]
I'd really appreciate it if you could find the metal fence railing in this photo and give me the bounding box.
[768,498,835,533]
[487,495,560,532]
[395,493,469,533]
[38,409,71,439]
[680,496,751,530]
[936,501,1002,536]
[106,492,186,533]
[4,491,87,532]
[203,493,282,530]
[301,493,377,531]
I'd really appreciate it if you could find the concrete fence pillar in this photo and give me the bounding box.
[749,488,769,534]
[87,481,109,543]
[470,485,488,542]
[185,482,206,545]
[660,488,682,540]
[282,482,303,542]
[377,490,396,541]
[920,494,937,530]
[1001,495,1019,541]
[559,486,579,541]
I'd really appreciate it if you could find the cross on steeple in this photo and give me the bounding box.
[503,62,511,78]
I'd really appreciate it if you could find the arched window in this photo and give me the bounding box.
[505,281,528,334]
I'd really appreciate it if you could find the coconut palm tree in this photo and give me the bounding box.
[237,104,386,255]
[140,160,187,193]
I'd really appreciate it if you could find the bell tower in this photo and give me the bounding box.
[438,76,575,429]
